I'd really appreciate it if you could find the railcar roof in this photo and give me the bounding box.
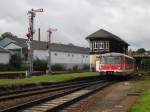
[101,52,134,59]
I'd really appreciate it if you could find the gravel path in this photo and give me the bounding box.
[85,81,133,112]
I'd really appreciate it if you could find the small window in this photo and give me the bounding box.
[104,41,106,49]
[100,41,102,49]
[94,41,97,49]
[92,41,94,49]
[54,53,57,56]
[101,41,104,49]
[95,41,98,48]
[90,42,92,50]
[68,54,70,56]
[72,54,74,57]
[86,56,88,58]
[83,56,85,58]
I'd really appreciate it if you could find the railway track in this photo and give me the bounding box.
[0,79,101,110]
[0,80,113,112]
[0,77,96,97]
[0,79,97,101]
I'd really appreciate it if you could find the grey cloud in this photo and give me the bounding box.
[0,0,150,50]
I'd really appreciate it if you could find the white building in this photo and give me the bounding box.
[0,37,90,69]
[0,47,11,64]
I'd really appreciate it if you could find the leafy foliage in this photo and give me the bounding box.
[72,65,79,71]
[140,59,150,70]
[136,48,146,54]
[0,54,25,71]
[1,32,16,38]
[0,64,12,71]
[51,64,65,71]
[82,64,90,70]
[9,54,22,69]
[33,58,47,71]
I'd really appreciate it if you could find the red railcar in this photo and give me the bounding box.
[96,53,135,76]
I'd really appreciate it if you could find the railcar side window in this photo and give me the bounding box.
[114,57,121,64]
[100,56,121,64]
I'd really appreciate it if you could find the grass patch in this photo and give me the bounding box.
[0,72,98,86]
[129,90,150,112]
[131,76,150,93]
[129,76,150,112]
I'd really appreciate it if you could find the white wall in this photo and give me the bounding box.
[34,50,48,60]
[33,50,90,67]
[0,53,10,64]
[51,51,89,64]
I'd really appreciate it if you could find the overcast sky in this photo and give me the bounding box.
[0,0,150,50]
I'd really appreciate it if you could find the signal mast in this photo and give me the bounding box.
[47,28,57,74]
[26,8,43,76]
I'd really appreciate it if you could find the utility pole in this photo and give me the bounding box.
[47,28,57,74]
[26,8,43,76]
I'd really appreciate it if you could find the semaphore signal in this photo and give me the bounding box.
[26,8,43,76]
[47,28,57,74]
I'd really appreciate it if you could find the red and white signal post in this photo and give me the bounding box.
[47,28,57,74]
[26,8,43,76]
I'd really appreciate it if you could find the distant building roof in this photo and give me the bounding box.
[0,36,89,54]
[86,29,129,45]
[51,43,89,54]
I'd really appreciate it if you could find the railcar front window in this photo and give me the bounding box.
[100,56,120,64]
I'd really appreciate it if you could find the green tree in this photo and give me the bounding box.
[136,48,146,54]
[1,32,16,39]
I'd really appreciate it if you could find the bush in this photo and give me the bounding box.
[9,53,22,69]
[33,58,47,71]
[82,64,90,71]
[140,59,150,71]
[0,64,11,71]
[51,64,65,71]
[72,65,79,71]
[0,64,25,71]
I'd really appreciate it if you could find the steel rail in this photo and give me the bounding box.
[0,80,106,112]
[0,78,96,98]
[0,80,102,101]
